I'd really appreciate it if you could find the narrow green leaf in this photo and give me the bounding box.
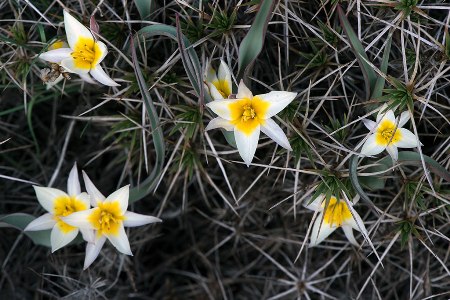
[237,0,276,80]
[134,0,154,21]
[371,34,392,99]
[0,213,51,247]
[337,5,377,99]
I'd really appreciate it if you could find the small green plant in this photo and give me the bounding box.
[206,6,237,37]
[395,0,418,18]
[169,105,202,140]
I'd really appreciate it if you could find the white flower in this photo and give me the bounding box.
[360,106,421,160]
[205,59,232,100]
[39,10,119,87]
[205,80,297,166]
[305,194,367,247]
[24,164,93,252]
[62,171,162,269]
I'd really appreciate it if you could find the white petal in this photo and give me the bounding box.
[60,57,90,74]
[377,108,395,124]
[304,194,325,212]
[205,64,218,83]
[76,192,91,209]
[206,82,225,100]
[395,128,420,148]
[39,48,72,63]
[64,10,94,49]
[90,65,120,86]
[82,171,105,206]
[84,235,106,269]
[257,91,297,119]
[205,117,234,131]
[344,209,368,236]
[206,99,236,120]
[67,163,81,196]
[360,134,386,156]
[33,186,68,213]
[386,144,398,161]
[362,119,377,131]
[105,185,129,215]
[236,80,253,99]
[309,212,336,247]
[93,41,108,65]
[51,224,78,252]
[123,211,162,227]
[234,125,260,166]
[106,225,133,255]
[24,213,56,231]
[260,118,292,150]
[398,111,410,127]
[62,209,96,229]
[80,228,95,243]
[376,104,390,123]
[342,225,358,246]
[218,60,232,88]
[79,73,97,84]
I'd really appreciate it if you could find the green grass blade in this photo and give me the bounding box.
[237,0,276,80]
[337,5,377,99]
[371,34,392,99]
[134,0,154,21]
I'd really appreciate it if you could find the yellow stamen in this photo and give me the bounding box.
[88,201,124,236]
[229,96,270,135]
[71,36,102,70]
[323,197,352,227]
[375,119,402,146]
[53,196,88,233]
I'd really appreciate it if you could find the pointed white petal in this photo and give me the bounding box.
[395,128,420,148]
[205,99,236,120]
[60,57,90,74]
[106,225,133,255]
[257,91,297,119]
[79,73,97,84]
[82,171,105,206]
[377,108,395,124]
[398,111,410,127]
[123,211,162,227]
[24,213,56,231]
[260,118,292,150]
[76,192,91,209]
[342,225,358,246]
[51,224,78,252]
[386,144,398,161]
[67,163,81,196]
[62,209,96,229]
[236,80,253,99]
[84,235,106,269]
[360,134,386,156]
[64,10,94,49]
[206,82,225,100]
[105,185,129,215]
[309,212,336,247]
[344,209,368,236]
[376,104,390,123]
[218,60,232,88]
[39,48,72,63]
[234,125,260,166]
[80,228,95,243]
[205,117,234,131]
[205,64,218,83]
[304,194,325,212]
[33,186,68,213]
[90,65,119,86]
[93,41,108,65]
[362,119,377,131]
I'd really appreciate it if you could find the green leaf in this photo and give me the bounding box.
[237,0,276,80]
[0,213,51,247]
[337,5,377,100]
[371,34,392,99]
[134,0,154,21]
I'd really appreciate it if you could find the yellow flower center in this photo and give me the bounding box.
[375,119,402,146]
[229,96,270,135]
[322,197,352,227]
[49,40,65,50]
[212,79,231,98]
[71,36,102,70]
[88,201,124,236]
[53,196,88,233]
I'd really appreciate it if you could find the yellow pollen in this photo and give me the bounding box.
[228,96,270,135]
[70,36,102,70]
[322,197,352,227]
[53,195,88,233]
[375,120,402,146]
[241,104,256,122]
[88,201,124,236]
